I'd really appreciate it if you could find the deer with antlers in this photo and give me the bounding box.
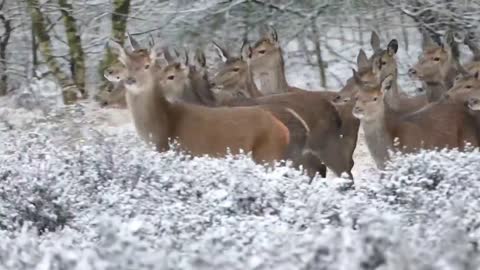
[106,39,291,165]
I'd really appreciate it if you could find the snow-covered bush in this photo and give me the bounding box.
[0,109,480,269]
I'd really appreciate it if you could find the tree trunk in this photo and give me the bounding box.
[58,0,87,99]
[311,18,327,88]
[98,0,130,90]
[26,0,78,104]
[0,0,11,96]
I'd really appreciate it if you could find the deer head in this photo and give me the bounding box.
[352,70,394,122]
[249,25,281,70]
[104,62,127,85]
[108,39,162,95]
[444,70,480,104]
[210,40,255,102]
[370,39,398,83]
[409,30,459,83]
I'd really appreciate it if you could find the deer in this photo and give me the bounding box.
[208,40,366,179]
[408,30,460,102]
[106,40,291,166]
[462,32,480,75]
[367,32,428,114]
[443,69,480,141]
[97,62,128,108]
[353,71,478,169]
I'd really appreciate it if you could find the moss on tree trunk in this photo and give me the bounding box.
[98,0,130,90]
[58,0,87,99]
[27,0,78,104]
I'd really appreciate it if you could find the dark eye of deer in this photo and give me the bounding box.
[258,50,266,54]
[466,85,472,89]
[145,64,150,69]
[433,57,440,61]
[233,67,240,72]
[381,61,387,66]
[373,97,378,101]
[168,75,175,80]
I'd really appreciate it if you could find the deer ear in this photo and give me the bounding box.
[240,39,252,61]
[357,49,370,70]
[370,31,381,52]
[149,43,163,66]
[126,32,141,51]
[212,41,229,63]
[194,48,207,68]
[387,39,398,56]
[352,68,364,86]
[268,25,278,43]
[380,74,394,93]
[108,40,128,65]
[162,46,175,64]
[422,30,439,50]
[443,30,460,60]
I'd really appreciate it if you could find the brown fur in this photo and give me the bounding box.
[409,31,459,102]
[211,44,358,178]
[353,74,478,169]
[112,42,290,165]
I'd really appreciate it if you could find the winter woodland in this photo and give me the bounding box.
[1,0,480,269]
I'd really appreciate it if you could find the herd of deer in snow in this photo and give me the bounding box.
[100,25,480,182]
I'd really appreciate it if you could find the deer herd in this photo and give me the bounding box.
[100,26,480,182]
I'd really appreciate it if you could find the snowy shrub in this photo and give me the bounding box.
[0,108,480,269]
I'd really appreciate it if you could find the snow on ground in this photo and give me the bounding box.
[1,65,479,269]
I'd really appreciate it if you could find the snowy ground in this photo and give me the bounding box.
[1,76,480,269]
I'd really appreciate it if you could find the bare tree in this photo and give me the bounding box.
[58,0,87,99]
[26,0,79,104]
[98,0,130,91]
[0,0,12,96]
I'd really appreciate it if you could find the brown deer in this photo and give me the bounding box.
[353,71,478,169]
[209,41,364,179]
[97,62,128,108]
[367,32,427,114]
[443,70,480,141]
[462,33,480,75]
[409,30,460,102]
[107,40,290,165]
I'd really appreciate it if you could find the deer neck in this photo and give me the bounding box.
[422,81,447,102]
[383,73,403,111]
[244,63,264,98]
[188,69,216,106]
[252,50,290,94]
[360,106,394,169]
[125,79,170,150]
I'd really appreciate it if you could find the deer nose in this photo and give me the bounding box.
[408,68,417,76]
[353,106,363,113]
[125,77,136,85]
[469,97,480,106]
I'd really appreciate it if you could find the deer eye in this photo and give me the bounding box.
[433,57,440,61]
[145,64,150,69]
[373,97,378,101]
[258,49,266,54]
[232,67,240,72]
[466,85,472,89]
[167,75,175,80]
